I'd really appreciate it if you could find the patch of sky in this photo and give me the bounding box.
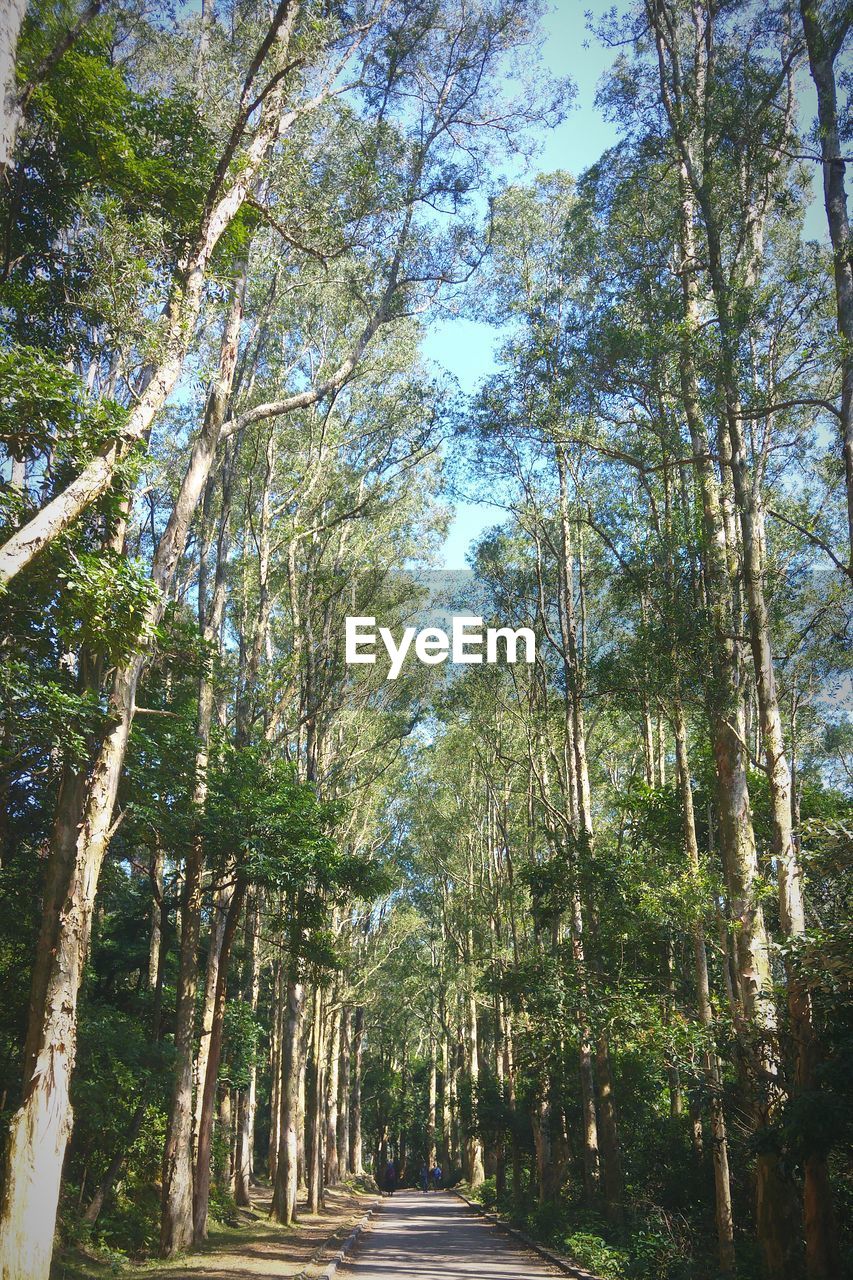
[425,1,832,571]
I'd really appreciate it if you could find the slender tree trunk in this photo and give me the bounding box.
[193,879,236,1162]
[533,1087,553,1204]
[297,1013,308,1189]
[724,380,838,1276]
[427,1030,438,1167]
[0,0,27,178]
[662,106,794,1273]
[271,978,305,1225]
[217,1088,234,1194]
[663,940,682,1118]
[594,1033,623,1224]
[553,447,617,1212]
[268,962,284,1186]
[193,882,247,1243]
[160,826,204,1255]
[148,840,164,991]
[235,891,261,1207]
[324,1004,342,1186]
[337,1007,351,1178]
[504,1012,522,1205]
[82,1102,147,1227]
[159,270,246,1256]
[800,0,853,580]
[464,979,484,1187]
[674,698,735,1274]
[350,1007,364,1175]
[307,987,327,1213]
[570,890,601,1204]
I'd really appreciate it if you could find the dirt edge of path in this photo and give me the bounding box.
[295,1199,383,1280]
[52,1184,382,1280]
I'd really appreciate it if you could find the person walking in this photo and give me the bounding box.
[431,1161,442,1191]
[385,1160,397,1195]
[420,1162,429,1193]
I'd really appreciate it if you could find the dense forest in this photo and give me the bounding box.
[0,1,851,1279]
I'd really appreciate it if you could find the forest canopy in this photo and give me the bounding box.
[0,2,850,1280]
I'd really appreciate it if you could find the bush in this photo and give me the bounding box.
[471,1176,498,1209]
[96,1183,160,1256]
[563,1231,631,1280]
[208,1182,240,1227]
[627,1225,685,1279]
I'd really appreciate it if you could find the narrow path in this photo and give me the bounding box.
[341,1190,563,1279]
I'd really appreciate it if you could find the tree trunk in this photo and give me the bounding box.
[159,270,246,1255]
[595,1034,623,1224]
[570,889,601,1205]
[271,978,304,1225]
[324,1004,342,1186]
[0,0,27,178]
[427,1030,438,1168]
[148,840,164,992]
[533,1087,552,1204]
[193,878,236,1163]
[660,68,795,1269]
[464,987,485,1188]
[193,881,246,1243]
[674,698,735,1274]
[800,0,853,580]
[350,1006,364,1175]
[268,962,284,1186]
[504,1012,522,1205]
[307,987,327,1213]
[235,891,261,1207]
[160,823,204,1256]
[337,1007,351,1178]
[724,376,838,1277]
[82,1101,146,1227]
[217,1088,233,1194]
[0,660,139,1280]
[297,1014,308,1189]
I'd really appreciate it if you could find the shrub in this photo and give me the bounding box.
[472,1176,498,1209]
[208,1182,240,1227]
[563,1231,631,1280]
[628,1225,684,1279]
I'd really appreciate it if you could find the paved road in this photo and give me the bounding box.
[341,1190,562,1279]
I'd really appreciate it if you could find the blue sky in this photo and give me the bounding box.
[425,1,828,570]
[424,1,621,569]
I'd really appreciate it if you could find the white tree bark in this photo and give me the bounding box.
[0,0,27,178]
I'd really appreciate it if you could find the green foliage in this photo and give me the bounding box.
[471,1175,498,1208]
[93,1180,161,1257]
[55,550,160,661]
[223,1000,261,1092]
[1,656,103,765]
[205,746,387,968]
[0,346,127,468]
[20,21,215,246]
[562,1231,631,1280]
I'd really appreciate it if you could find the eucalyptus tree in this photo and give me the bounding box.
[0,0,393,584]
[603,5,843,1270]
[455,83,847,1262]
[798,0,853,577]
[0,0,106,179]
[0,1,566,1268]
